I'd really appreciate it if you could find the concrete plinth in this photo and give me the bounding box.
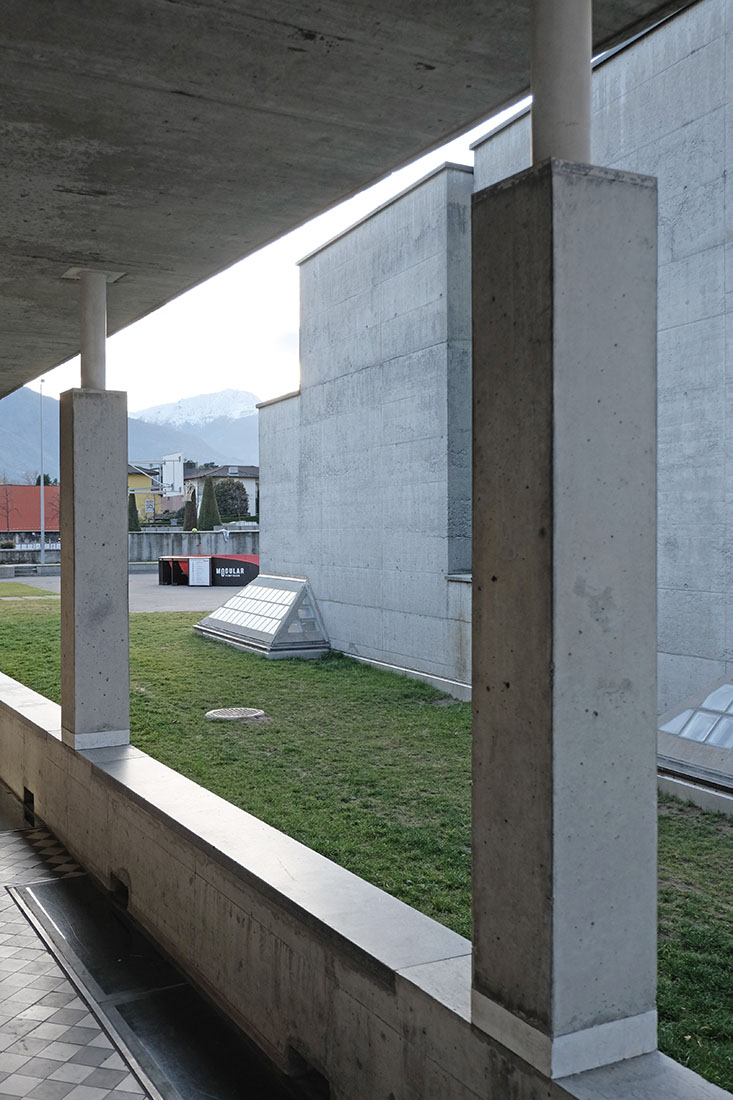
[60,389,130,749]
[471,160,658,1078]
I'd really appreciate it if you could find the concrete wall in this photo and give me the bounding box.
[260,0,731,712]
[0,550,62,565]
[0,677,719,1100]
[260,165,473,694]
[0,531,260,565]
[473,0,731,714]
[129,529,258,561]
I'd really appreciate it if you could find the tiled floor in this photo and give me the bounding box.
[0,828,148,1100]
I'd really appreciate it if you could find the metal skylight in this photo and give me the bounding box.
[194,575,329,659]
[660,684,733,750]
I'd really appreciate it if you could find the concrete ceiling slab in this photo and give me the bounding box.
[1,0,685,397]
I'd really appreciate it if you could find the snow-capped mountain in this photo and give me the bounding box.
[132,389,260,428]
[0,387,259,481]
[130,388,260,465]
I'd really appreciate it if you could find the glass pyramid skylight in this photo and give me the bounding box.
[660,684,733,750]
[658,679,733,797]
[194,574,329,659]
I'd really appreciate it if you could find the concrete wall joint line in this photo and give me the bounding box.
[302,338,452,390]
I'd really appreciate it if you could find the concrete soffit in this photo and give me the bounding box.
[0,0,691,399]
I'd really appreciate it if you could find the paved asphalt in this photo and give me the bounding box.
[0,572,230,613]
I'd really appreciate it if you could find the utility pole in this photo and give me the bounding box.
[39,379,45,566]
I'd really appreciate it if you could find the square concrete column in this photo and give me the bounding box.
[60,388,130,749]
[471,160,658,1078]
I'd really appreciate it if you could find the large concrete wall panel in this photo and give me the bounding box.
[596,40,726,165]
[261,165,473,691]
[472,116,530,189]
[300,173,463,389]
[265,2,731,702]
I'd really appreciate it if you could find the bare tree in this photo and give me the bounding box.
[20,470,39,485]
[45,489,60,530]
[0,483,18,532]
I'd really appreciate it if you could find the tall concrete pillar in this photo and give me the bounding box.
[470,160,658,1078]
[60,270,129,750]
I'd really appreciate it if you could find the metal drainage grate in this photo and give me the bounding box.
[205,707,266,721]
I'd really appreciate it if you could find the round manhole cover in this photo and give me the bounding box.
[205,707,266,721]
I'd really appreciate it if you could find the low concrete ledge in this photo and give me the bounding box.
[349,654,472,701]
[0,678,62,738]
[658,775,733,817]
[0,563,159,578]
[0,673,727,1100]
[81,744,470,991]
[0,563,62,577]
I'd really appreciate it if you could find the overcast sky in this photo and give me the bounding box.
[26,99,528,414]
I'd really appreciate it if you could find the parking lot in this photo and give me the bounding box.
[0,571,229,613]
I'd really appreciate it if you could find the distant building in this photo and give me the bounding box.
[184,465,259,517]
[0,483,60,540]
[159,452,184,512]
[128,453,185,517]
[127,465,162,521]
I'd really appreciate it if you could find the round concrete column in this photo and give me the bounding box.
[530,0,591,164]
[80,270,107,390]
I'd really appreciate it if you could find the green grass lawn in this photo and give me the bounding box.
[0,601,731,1088]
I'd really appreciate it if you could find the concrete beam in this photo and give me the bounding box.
[471,160,658,1077]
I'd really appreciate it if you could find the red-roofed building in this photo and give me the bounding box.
[0,484,60,533]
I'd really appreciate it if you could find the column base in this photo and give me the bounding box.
[61,727,130,750]
[471,989,657,1078]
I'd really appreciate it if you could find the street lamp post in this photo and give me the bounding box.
[39,379,45,566]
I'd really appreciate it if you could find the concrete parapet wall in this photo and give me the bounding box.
[0,531,260,566]
[0,676,722,1100]
[129,529,258,561]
